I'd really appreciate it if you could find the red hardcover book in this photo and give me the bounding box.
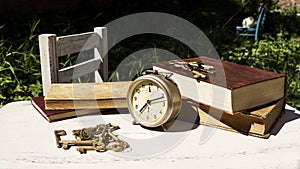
[31,96,98,122]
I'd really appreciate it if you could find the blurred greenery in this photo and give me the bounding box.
[221,32,300,109]
[0,0,299,109]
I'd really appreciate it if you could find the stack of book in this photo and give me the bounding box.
[31,81,131,122]
[153,56,286,138]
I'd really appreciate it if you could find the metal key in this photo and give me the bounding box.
[54,123,129,154]
[171,61,207,79]
[169,60,215,79]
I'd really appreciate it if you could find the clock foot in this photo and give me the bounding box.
[132,120,140,125]
[161,124,167,132]
[161,120,175,132]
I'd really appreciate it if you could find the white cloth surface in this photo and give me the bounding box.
[0,101,299,169]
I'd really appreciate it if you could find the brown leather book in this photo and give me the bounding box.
[153,56,286,113]
[44,81,132,110]
[180,98,285,138]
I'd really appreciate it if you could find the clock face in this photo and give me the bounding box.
[127,74,181,128]
[130,80,168,124]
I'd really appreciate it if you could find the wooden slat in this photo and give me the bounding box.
[94,27,108,81]
[58,58,101,82]
[56,32,100,57]
[39,34,59,95]
[39,27,108,96]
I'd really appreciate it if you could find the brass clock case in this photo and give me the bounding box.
[127,74,181,127]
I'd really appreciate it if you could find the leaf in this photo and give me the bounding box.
[4,61,19,83]
[0,24,6,30]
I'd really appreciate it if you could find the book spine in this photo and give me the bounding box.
[45,99,127,110]
[31,99,51,122]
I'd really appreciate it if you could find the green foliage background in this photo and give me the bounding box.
[0,0,299,109]
[221,33,300,109]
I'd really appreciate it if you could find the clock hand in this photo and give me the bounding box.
[139,100,151,113]
[151,100,166,104]
[139,96,163,113]
[148,96,164,103]
[139,103,148,113]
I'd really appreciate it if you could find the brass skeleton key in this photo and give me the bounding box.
[73,126,129,153]
[169,60,215,80]
[54,130,97,150]
[54,123,129,154]
[173,62,207,79]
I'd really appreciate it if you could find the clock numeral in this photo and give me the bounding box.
[134,96,137,101]
[142,84,145,88]
[146,116,150,120]
[154,115,157,119]
[135,105,138,109]
[148,83,153,93]
[159,110,163,114]
[162,101,165,107]
[136,89,140,93]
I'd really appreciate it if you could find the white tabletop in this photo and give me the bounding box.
[0,101,300,169]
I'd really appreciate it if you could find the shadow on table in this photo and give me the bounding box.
[142,100,200,132]
[81,101,300,135]
[156,100,300,137]
[270,108,300,136]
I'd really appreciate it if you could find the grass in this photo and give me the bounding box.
[0,21,42,106]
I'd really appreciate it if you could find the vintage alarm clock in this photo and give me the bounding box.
[127,70,181,128]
